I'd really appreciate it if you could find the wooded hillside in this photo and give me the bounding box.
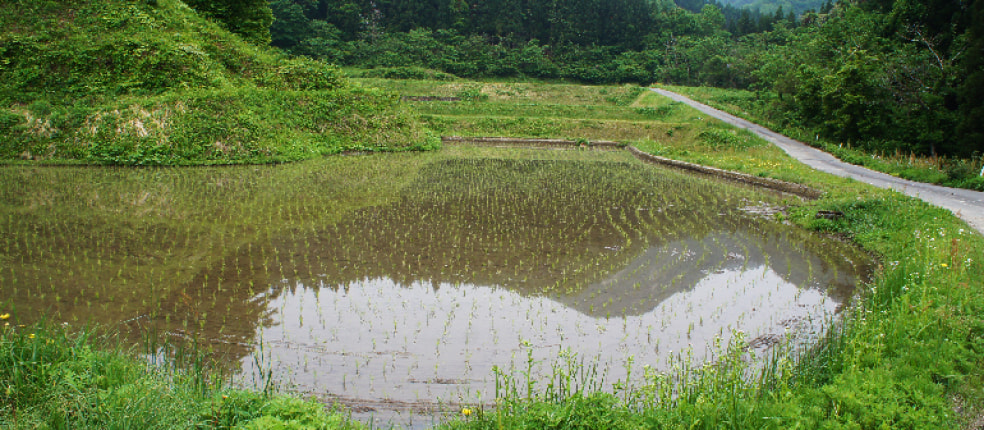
[265,0,983,158]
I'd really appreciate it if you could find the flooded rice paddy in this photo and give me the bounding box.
[0,147,871,426]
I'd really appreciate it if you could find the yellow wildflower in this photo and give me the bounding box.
[941,263,949,268]
[28,333,35,339]
[0,313,9,320]
[461,408,472,417]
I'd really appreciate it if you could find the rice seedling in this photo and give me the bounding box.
[1,145,872,426]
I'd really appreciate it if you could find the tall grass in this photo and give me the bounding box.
[0,323,365,429]
[0,0,438,166]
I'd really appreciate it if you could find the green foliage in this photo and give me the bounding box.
[205,391,356,430]
[698,126,765,149]
[957,0,984,151]
[453,84,488,102]
[258,57,346,91]
[270,0,984,159]
[0,0,436,165]
[183,0,274,45]
[665,83,984,191]
[0,0,293,102]
[1,86,436,165]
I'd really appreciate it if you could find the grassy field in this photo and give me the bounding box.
[359,78,885,193]
[4,77,984,429]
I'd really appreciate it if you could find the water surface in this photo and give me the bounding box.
[0,147,871,426]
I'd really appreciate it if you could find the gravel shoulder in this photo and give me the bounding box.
[651,88,984,235]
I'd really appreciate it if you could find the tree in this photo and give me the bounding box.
[957,0,984,155]
[183,0,274,45]
[270,0,313,49]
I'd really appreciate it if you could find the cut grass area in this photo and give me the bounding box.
[353,79,646,106]
[410,102,674,122]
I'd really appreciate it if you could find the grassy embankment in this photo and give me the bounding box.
[0,0,437,166]
[363,77,984,429]
[658,84,984,191]
[3,52,984,429]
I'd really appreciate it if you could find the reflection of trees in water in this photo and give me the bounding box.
[130,243,286,368]
[267,159,871,318]
[0,158,419,373]
[3,157,871,372]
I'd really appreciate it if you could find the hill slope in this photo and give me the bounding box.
[0,0,436,165]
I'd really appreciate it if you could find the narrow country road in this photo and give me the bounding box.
[651,88,984,235]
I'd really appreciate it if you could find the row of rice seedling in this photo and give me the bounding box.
[1,146,872,426]
[409,102,669,122]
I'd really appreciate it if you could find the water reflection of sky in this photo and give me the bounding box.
[0,154,873,429]
[241,246,845,425]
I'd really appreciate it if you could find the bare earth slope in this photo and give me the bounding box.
[651,88,984,235]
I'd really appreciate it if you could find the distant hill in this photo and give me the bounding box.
[0,0,435,165]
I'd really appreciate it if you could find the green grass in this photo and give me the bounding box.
[0,0,437,166]
[0,324,365,429]
[378,78,866,193]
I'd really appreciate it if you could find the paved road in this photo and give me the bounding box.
[651,88,984,235]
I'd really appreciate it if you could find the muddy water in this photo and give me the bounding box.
[0,148,871,427]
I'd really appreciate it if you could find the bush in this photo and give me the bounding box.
[258,57,345,91]
[698,127,764,150]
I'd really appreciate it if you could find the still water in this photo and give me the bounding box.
[0,147,870,426]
